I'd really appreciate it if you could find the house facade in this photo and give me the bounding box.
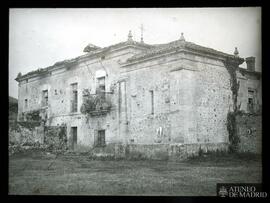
[15,32,261,155]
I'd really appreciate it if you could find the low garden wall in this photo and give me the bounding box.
[113,142,229,160]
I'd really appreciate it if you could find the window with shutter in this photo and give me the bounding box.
[71,83,78,112]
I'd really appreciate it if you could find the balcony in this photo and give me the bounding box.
[80,89,113,117]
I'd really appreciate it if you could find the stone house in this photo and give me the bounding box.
[15,32,261,156]
[237,56,262,114]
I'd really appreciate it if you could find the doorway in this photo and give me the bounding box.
[96,130,105,147]
[71,127,77,150]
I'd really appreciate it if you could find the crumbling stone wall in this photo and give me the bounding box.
[9,121,68,154]
[9,121,44,145]
[44,125,67,150]
[236,114,262,154]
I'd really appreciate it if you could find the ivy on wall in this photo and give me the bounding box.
[224,57,244,152]
[25,109,42,122]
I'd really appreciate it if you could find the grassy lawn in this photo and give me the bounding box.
[9,150,262,196]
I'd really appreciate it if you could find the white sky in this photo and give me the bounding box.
[9,8,261,98]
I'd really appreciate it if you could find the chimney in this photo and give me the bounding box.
[246,57,255,71]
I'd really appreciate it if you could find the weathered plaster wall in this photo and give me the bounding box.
[17,47,143,150]
[122,51,233,147]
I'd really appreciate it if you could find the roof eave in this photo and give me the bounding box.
[16,41,153,82]
[125,40,245,66]
[238,67,262,76]
[123,46,244,67]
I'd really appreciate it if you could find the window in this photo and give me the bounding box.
[248,89,255,113]
[71,127,77,150]
[97,77,105,98]
[96,130,105,147]
[248,89,255,94]
[42,90,48,106]
[150,90,154,114]
[248,98,254,112]
[24,99,28,110]
[71,83,78,112]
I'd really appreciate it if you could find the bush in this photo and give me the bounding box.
[25,110,42,122]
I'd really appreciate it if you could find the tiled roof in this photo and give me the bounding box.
[238,67,261,77]
[16,38,244,81]
[16,40,153,81]
[126,40,239,63]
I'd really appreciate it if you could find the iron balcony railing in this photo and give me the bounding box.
[81,91,113,116]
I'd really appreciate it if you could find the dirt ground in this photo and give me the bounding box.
[8,150,262,196]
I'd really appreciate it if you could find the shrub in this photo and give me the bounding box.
[25,110,42,122]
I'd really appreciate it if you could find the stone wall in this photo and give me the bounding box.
[9,121,44,145]
[113,142,228,160]
[17,46,143,149]
[122,51,232,145]
[237,72,262,113]
[9,121,67,153]
[236,114,262,154]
